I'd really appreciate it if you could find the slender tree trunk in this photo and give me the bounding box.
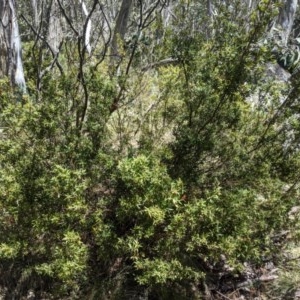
[30,0,38,27]
[0,1,8,79]
[207,0,213,16]
[278,0,298,45]
[0,0,26,90]
[111,0,133,61]
[47,0,65,53]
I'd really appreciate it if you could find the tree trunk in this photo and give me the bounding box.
[0,0,26,90]
[278,0,298,45]
[111,0,133,61]
[47,0,65,53]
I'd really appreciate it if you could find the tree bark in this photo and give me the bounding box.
[278,0,298,45]
[0,0,26,89]
[111,0,133,61]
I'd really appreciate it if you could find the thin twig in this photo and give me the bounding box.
[215,291,232,300]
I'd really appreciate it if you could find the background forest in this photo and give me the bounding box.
[1,0,300,299]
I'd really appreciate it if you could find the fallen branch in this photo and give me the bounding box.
[141,57,179,71]
[234,274,278,291]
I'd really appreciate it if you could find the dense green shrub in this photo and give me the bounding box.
[1,1,300,299]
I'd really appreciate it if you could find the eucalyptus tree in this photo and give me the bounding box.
[277,0,298,45]
[0,0,26,90]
